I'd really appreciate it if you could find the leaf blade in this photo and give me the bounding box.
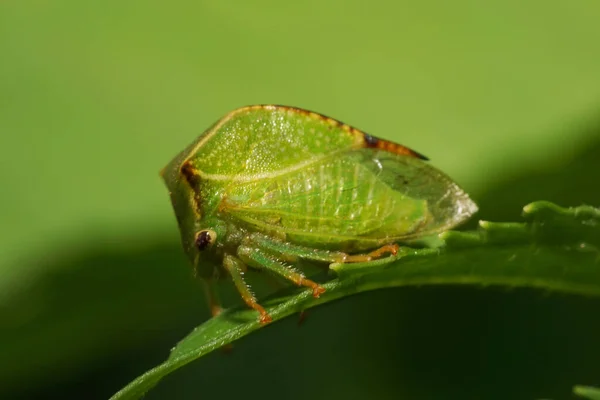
[111,201,600,400]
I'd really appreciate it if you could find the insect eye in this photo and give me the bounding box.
[195,230,215,251]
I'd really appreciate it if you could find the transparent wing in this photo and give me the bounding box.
[224,149,478,251]
[359,149,479,237]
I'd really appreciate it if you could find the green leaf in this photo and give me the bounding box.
[111,201,600,400]
[575,385,600,400]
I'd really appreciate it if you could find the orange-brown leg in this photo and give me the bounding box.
[298,310,308,326]
[246,233,399,266]
[342,244,400,263]
[223,254,272,324]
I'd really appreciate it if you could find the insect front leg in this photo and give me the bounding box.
[200,279,224,318]
[237,245,326,298]
[223,254,272,324]
[246,233,399,265]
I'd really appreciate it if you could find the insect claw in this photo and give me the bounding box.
[367,244,400,258]
[338,244,400,264]
[210,304,224,318]
[259,312,273,324]
[312,285,326,298]
[299,278,326,298]
[313,285,325,299]
[249,301,272,324]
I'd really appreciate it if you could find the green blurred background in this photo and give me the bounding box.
[1,1,600,399]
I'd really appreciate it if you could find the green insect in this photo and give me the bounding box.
[161,105,477,324]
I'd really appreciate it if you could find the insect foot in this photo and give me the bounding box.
[312,285,326,298]
[259,311,273,325]
[297,277,326,298]
[367,244,400,258]
[250,301,272,325]
[339,244,401,263]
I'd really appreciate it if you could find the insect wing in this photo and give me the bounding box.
[222,148,477,248]
[358,149,478,239]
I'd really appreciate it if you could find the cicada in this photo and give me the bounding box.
[161,105,477,323]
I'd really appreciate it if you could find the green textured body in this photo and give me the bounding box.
[161,105,477,322]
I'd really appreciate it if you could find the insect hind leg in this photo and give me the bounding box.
[342,244,400,263]
[245,232,399,265]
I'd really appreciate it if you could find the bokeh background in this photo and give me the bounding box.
[1,1,600,399]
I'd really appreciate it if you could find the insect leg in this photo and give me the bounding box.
[237,245,326,298]
[200,279,223,318]
[343,244,400,263]
[222,254,272,324]
[246,233,347,263]
[246,233,398,264]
